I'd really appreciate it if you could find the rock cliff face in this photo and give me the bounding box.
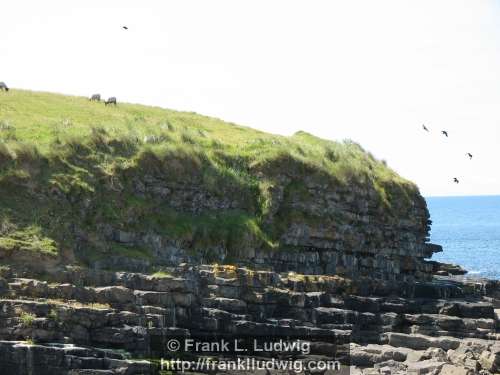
[94,173,439,283]
[1,136,441,284]
[0,91,440,285]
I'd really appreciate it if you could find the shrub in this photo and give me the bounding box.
[20,312,36,327]
[48,309,58,321]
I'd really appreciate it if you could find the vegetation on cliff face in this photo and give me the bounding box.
[0,89,421,265]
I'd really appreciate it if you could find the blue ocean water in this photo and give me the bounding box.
[426,195,500,279]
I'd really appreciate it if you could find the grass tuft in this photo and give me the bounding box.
[19,312,36,327]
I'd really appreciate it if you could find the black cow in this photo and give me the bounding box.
[90,94,101,101]
[0,82,9,92]
[105,97,117,106]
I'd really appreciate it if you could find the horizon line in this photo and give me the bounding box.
[425,194,500,198]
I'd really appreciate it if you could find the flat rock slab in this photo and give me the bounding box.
[387,333,460,351]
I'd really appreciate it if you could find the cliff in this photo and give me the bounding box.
[0,90,439,282]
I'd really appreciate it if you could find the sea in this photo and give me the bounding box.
[426,195,500,279]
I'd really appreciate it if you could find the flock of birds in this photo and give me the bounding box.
[422,124,472,184]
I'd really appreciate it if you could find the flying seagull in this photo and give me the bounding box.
[122,26,128,30]
[453,177,459,184]
[466,153,473,159]
[422,124,429,132]
[441,130,448,137]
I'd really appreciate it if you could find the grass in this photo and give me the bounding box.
[151,269,172,278]
[26,298,112,310]
[0,89,421,264]
[0,224,57,256]
[19,312,36,327]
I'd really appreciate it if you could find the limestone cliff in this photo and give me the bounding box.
[99,170,437,282]
[0,90,440,282]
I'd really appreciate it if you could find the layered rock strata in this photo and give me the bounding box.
[91,178,441,283]
[0,264,498,374]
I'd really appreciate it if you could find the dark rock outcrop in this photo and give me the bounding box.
[0,264,499,374]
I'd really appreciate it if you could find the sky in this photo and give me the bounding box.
[2,0,500,196]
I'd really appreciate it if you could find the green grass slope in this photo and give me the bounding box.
[0,89,420,264]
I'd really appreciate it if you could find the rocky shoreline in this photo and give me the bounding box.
[0,262,497,374]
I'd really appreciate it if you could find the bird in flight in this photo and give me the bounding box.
[441,130,448,137]
[453,177,459,184]
[122,26,128,30]
[422,124,429,132]
[466,153,473,159]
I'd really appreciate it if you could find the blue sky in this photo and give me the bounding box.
[2,0,500,196]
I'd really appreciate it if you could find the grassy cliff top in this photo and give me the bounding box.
[0,89,421,263]
[0,89,409,183]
